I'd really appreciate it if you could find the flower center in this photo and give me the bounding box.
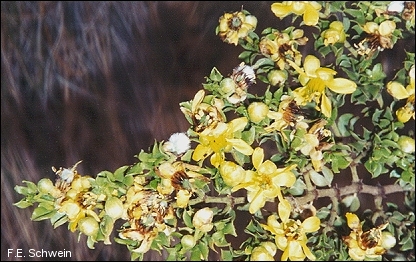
[229,15,242,30]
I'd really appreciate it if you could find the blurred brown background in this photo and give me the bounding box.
[1,1,414,261]
[1,1,279,261]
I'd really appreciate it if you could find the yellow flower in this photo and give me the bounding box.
[261,199,321,261]
[355,20,397,56]
[180,89,226,133]
[259,28,308,70]
[271,1,322,26]
[224,63,256,104]
[289,55,357,118]
[387,65,415,123]
[157,161,209,208]
[321,21,346,46]
[265,95,309,136]
[232,147,296,214]
[217,11,257,46]
[401,1,415,24]
[192,117,254,167]
[291,119,334,171]
[342,212,396,261]
[120,177,176,254]
[57,175,101,232]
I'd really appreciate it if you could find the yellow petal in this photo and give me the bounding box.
[258,160,278,175]
[321,93,332,118]
[278,199,291,222]
[219,161,246,187]
[230,117,248,132]
[210,152,224,168]
[379,20,396,36]
[192,144,212,161]
[363,22,378,34]
[281,246,289,261]
[303,4,320,26]
[249,190,266,214]
[348,247,367,261]
[176,189,191,208]
[327,78,357,94]
[251,246,275,261]
[271,2,292,18]
[304,55,320,77]
[252,147,264,170]
[275,235,288,252]
[292,2,306,15]
[396,106,413,123]
[192,89,205,113]
[245,15,258,29]
[273,164,297,187]
[288,241,305,260]
[227,138,254,155]
[387,81,409,99]
[316,67,336,80]
[345,212,361,231]
[302,216,320,232]
[301,240,316,261]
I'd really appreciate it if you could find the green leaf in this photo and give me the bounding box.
[13,199,33,209]
[221,249,234,261]
[114,166,129,182]
[31,206,55,221]
[399,234,414,251]
[51,211,68,228]
[253,58,275,68]
[190,246,202,260]
[183,210,194,228]
[198,240,209,260]
[209,67,223,82]
[287,178,306,196]
[309,169,331,187]
[223,221,237,237]
[14,181,38,196]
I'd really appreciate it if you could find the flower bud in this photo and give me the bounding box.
[181,235,196,249]
[105,197,124,220]
[260,241,277,256]
[251,242,276,261]
[381,231,396,250]
[193,207,214,232]
[78,216,99,236]
[219,161,246,187]
[220,77,236,95]
[38,178,55,193]
[397,135,415,153]
[267,70,287,86]
[248,102,269,123]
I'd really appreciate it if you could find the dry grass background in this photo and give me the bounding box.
[1,1,279,261]
[1,1,414,261]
